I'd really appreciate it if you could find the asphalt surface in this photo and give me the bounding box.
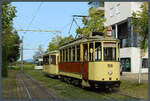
[121,72,148,83]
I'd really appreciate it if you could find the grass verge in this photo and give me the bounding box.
[26,70,147,99]
[2,70,18,99]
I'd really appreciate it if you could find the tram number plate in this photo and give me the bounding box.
[108,64,113,68]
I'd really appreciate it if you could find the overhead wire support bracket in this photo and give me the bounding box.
[72,15,88,18]
[16,29,61,33]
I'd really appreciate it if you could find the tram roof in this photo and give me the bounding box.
[43,50,59,56]
[59,32,119,49]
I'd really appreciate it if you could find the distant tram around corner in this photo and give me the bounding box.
[35,58,43,70]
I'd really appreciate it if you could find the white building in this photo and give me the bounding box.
[89,2,148,73]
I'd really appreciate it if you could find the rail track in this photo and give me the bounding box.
[16,71,142,100]
[116,89,142,100]
[16,71,57,100]
[84,87,141,100]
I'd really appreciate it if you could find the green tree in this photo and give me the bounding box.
[48,35,74,51]
[132,2,148,52]
[131,2,148,84]
[2,2,19,77]
[76,7,107,36]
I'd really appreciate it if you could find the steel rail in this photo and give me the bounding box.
[117,90,141,100]
[23,72,57,100]
[17,73,33,100]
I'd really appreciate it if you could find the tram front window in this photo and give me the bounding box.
[36,61,43,66]
[95,42,101,61]
[104,47,116,61]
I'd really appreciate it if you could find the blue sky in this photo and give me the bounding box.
[12,2,89,60]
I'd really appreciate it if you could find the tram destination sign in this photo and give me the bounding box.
[104,42,116,47]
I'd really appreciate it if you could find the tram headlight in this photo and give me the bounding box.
[108,71,113,75]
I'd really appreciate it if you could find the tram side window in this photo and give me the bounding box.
[60,50,62,62]
[63,49,65,62]
[43,56,49,65]
[95,42,101,61]
[104,47,116,61]
[57,56,59,64]
[83,44,88,61]
[66,49,68,62]
[72,47,75,61]
[51,55,56,65]
[89,43,93,61]
[77,45,80,61]
[69,48,71,62]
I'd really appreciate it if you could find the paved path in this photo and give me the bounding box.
[120,72,148,83]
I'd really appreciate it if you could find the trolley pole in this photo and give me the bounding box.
[21,36,24,71]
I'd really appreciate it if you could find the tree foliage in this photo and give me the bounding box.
[2,2,20,77]
[132,2,148,52]
[48,35,74,51]
[33,45,44,61]
[76,7,107,35]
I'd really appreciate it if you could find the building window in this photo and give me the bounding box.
[110,7,114,17]
[142,58,148,68]
[112,26,116,38]
[120,58,131,72]
[116,3,120,14]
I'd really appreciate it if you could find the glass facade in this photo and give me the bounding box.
[117,18,138,48]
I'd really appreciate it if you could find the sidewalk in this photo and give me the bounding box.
[120,72,148,83]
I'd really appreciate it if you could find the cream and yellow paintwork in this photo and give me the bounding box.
[87,41,120,82]
[43,52,59,76]
[59,40,120,83]
[88,62,120,81]
[59,71,83,79]
[43,64,59,75]
[44,38,120,86]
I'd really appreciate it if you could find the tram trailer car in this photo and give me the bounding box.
[43,51,59,78]
[58,32,121,88]
[35,58,43,70]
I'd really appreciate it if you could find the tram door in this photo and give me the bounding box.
[83,44,88,80]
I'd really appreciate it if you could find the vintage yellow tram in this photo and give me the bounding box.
[58,32,120,88]
[43,51,59,77]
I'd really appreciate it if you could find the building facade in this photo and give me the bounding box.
[89,2,148,73]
